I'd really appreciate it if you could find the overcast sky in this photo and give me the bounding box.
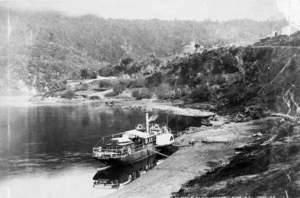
[0,0,287,21]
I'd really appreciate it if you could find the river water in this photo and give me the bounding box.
[0,97,199,198]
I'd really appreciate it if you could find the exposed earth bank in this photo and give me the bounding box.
[107,117,288,198]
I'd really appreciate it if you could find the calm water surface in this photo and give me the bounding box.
[0,99,150,198]
[0,98,194,198]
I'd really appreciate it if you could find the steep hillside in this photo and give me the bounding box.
[0,8,287,94]
[150,34,300,116]
[172,32,300,198]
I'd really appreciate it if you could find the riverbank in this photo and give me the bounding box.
[27,94,215,117]
[175,116,300,197]
[107,117,271,198]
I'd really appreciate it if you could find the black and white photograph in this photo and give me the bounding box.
[0,0,300,197]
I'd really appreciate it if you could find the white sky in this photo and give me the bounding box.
[277,0,300,29]
[0,0,286,21]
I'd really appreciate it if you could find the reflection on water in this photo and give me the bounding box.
[93,155,157,188]
[0,167,116,198]
[0,100,198,198]
[0,102,147,198]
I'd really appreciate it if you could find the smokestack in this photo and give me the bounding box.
[146,112,149,134]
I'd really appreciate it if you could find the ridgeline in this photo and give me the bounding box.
[0,8,287,95]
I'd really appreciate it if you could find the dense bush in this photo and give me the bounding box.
[154,83,175,100]
[98,79,114,89]
[211,75,227,85]
[81,83,89,90]
[80,68,97,79]
[106,79,129,96]
[223,83,251,106]
[174,86,192,98]
[190,84,211,102]
[132,88,152,100]
[98,65,116,77]
[89,96,100,100]
[101,76,132,96]
[115,76,132,88]
[111,83,126,96]
[121,57,134,66]
[61,90,76,99]
[130,75,146,88]
[75,83,89,91]
[145,72,162,88]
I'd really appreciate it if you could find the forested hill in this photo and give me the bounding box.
[0,9,287,62]
[0,8,287,94]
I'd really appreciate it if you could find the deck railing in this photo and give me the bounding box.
[93,144,153,158]
[94,132,126,147]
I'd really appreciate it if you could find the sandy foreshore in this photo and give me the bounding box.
[28,94,215,117]
[110,99,215,117]
[106,118,266,198]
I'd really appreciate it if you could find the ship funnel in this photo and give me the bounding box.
[146,112,149,133]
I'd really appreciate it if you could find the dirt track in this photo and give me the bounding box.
[106,119,264,198]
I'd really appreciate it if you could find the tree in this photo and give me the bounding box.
[80,68,89,79]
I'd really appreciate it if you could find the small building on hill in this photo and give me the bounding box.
[262,25,299,42]
[268,25,299,37]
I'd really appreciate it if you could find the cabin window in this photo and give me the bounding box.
[137,138,142,144]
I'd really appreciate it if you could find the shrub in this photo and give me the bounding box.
[98,79,113,89]
[81,83,89,90]
[155,83,176,100]
[80,68,89,79]
[61,90,75,99]
[115,76,132,88]
[90,71,97,79]
[224,83,246,105]
[89,96,100,100]
[145,72,162,88]
[131,89,140,99]
[74,83,89,91]
[104,92,115,97]
[105,83,126,97]
[212,75,227,85]
[174,86,192,98]
[132,88,152,100]
[190,84,211,102]
[130,75,146,88]
[103,76,132,97]
[59,83,67,91]
[80,68,97,79]
[121,57,134,66]
[99,66,115,77]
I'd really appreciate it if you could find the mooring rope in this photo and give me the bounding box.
[151,149,170,158]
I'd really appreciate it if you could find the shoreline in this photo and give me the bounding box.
[15,95,215,118]
[3,95,292,197]
[106,118,268,198]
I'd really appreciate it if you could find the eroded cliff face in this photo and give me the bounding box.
[162,33,300,115]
